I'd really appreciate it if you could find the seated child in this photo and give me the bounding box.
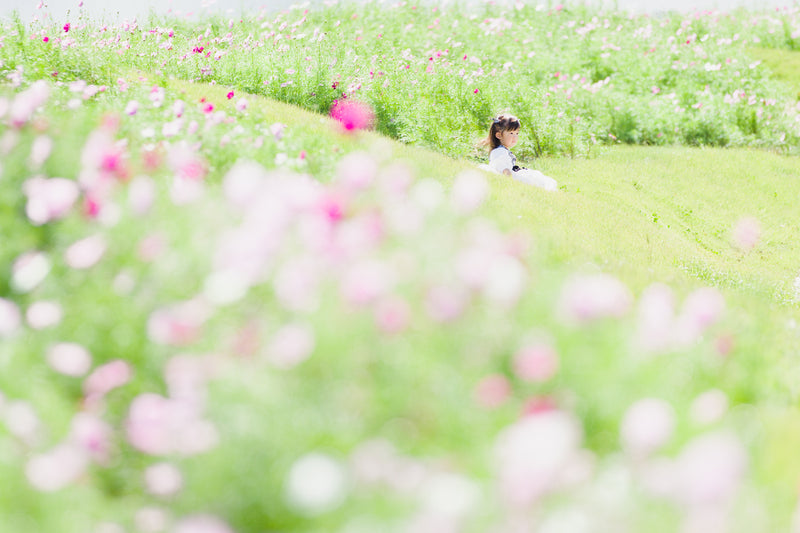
[482,114,558,192]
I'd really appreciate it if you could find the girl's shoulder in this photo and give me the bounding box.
[489,145,508,157]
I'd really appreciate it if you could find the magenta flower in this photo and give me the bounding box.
[43,36,49,42]
[226,91,234,99]
[330,99,375,132]
[63,23,70,33]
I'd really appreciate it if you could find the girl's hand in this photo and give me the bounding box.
[503,169,512,176]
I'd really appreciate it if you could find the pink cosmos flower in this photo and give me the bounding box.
[620,398,676,458]
[235,97,248,112]
[474,374,511,408]
[125,393,219,456]
[493,410,586,506]
[674,431,747,507]
[69,412,113,464]
[63,23,70,33]
[267,322,315,369]
[512,341,559,382]
[731,216,761,251]
[374,296,411,334]
[29,135,53,168]
[330,99,375,132]
[23,176,80,225]
[147,299,211,346]
[125,100,139,115]
[674,287,725,347]
[128,175,156,215]
[226,91,234,99]
[83,359,132,400]
[25,443,87,492]
[557,273,633,324]
[64,234,107,269]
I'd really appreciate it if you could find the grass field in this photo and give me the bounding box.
[1,2,800,532]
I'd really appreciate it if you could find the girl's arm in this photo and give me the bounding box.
[502,169,511,176]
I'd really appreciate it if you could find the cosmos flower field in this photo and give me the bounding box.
[1,1,800,532]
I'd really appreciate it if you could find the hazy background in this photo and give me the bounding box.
[1,0,796,22]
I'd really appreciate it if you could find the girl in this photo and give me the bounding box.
[485,114,558,191]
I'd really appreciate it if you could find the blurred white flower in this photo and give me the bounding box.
[451,170,489,213]
[285,453,349,515]
[26,300,63,329]
[11,251,50,293]
[558,273,633,324]
[64,234,107,269]
[620,398,675,457]
[690,389,729,426]
[0,298,23,338]
[144,462,183,497]
[47,342,92,377]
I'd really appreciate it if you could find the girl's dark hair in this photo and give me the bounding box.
[485,114,521,149]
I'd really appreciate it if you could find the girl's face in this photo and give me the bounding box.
[496,128,519,149]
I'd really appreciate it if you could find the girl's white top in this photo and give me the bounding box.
[489,146,515,174]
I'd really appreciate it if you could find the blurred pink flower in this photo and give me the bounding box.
[689,389,728,426]
[474,374,511,408]
[25,444,87,492]
[235,97,248,112]
[731,216,761,251]
[674,287,725,347]
[493,410,586,506]
[64,234,107,269]
[226,91,234,99]
[46,342,92,377]
[335,151,378,191]
[9,80,50,127]
[557,273,633,324]
[267,322,315,369]
[147,299,211,346]
[29,135,53,168]
[83,359,132,399]
[63,23,70,33]
[4,400,41,444]
[374,296,411,334]
[513,341,559,382]
[125,393,218,456]
[635,283,676,354]
[425,284,468,323]
[0,298,22,338]
[674,431,747,507]
[125,100,139,115]
[341,260,395,306]
[128,175,156,215]
[620,398,675,457]
[330,99,375,132]
[26,300,63,329]
[23,176,80,225]
[69,412,113,464]
[144,462,183,497]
